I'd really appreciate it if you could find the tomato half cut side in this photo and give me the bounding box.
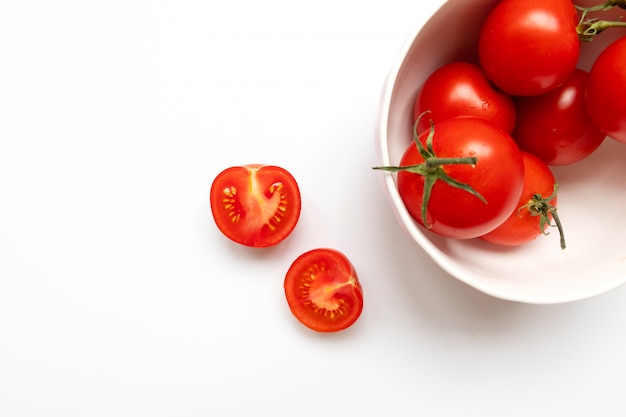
[284,248,363,333]
[210,164,301,247]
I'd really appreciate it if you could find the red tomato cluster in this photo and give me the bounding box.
[380,0,626,249]
[210,165,363,333]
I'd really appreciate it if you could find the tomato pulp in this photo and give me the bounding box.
[210,164,301,247]
[284,248,363,333]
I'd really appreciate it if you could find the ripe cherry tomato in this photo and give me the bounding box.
[480,152,565,249]
[393,117,525,239]
[413,61,516,134]
[585,35,626,144]
[478,0,580,96]
[513,69,606,166]
[210,164,301,247]
[284,248,363,333]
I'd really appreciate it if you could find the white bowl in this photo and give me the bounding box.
[377,0,626,303]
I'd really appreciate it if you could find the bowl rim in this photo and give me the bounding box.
[376,5,626,304]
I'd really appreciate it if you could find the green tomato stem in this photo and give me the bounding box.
[550,207,566,251]
[575,0,626,42]
[373,113,487,229]
[575,0,626,14]
[577,19,626,42]
[522,183,566,250]
[425,156,478,170]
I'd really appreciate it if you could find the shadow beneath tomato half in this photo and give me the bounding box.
[221,233,296,261]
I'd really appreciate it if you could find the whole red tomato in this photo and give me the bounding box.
[513,69,606,166]
[210,164,301,247]
[386,116,524,240]
[413,61,516,134]
[585,35,626,144]
[478,0,580,96]
[480,151,565,249]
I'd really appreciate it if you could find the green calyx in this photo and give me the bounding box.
[575,0,626,13]
[576,0,626,42]
[374,112,486,229]
[519,183,566,250]
[576,18,626,42]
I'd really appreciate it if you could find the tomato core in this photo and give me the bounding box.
[284,248,363,332]
[210,165,301,247]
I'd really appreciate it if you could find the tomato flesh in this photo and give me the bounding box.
[284,248,363,333]
[210,164,301,247]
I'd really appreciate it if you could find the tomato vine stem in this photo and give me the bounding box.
[373,112,486,229]
[577,18,626,41]
[576,0,626,42]
[575,0,626,13]
[520,183,566,250]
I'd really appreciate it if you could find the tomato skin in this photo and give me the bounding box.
[210,164,301,247]
[284,248,363,333]
[585,36,626,144]
[478,0,580,96]
[413,61,516,134]
[397,117,525,239]
[513,69,606,166]
[480,152,556,247]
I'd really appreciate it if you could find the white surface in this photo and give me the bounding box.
[1,1,625,416]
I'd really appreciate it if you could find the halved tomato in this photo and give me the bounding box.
[210,164,301,247]
[284,248,363,333]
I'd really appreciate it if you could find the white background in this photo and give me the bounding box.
[1,0,625,416]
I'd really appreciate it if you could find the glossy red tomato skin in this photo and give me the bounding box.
[478,0,580,96]
[284,248,363,333]
[513,69,606,166]
[413,61,516,134]
[480,152,556,246]
[210,164,301,247]
[586,36,626,144]
[397,117,525,239]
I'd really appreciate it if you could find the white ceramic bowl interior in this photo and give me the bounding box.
[377,0,626,303]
